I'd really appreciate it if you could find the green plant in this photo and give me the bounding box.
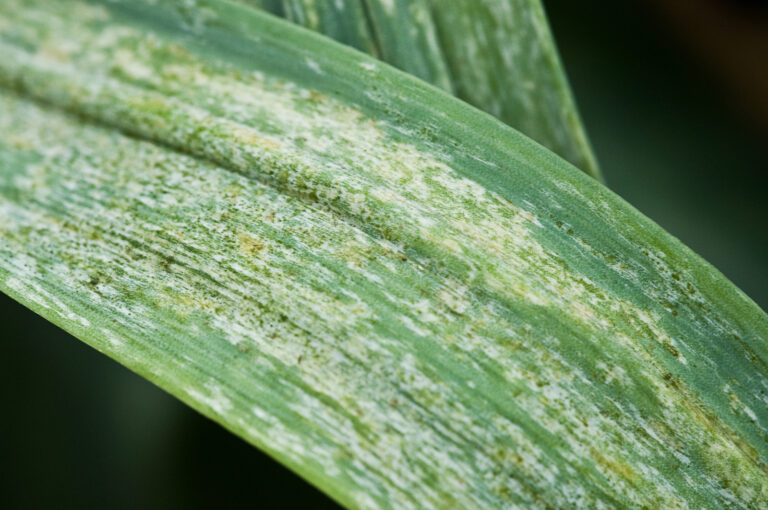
[0,0,766,508]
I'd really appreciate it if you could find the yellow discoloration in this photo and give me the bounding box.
[238,232,266,256]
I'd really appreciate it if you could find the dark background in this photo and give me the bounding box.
[2,1,766,508]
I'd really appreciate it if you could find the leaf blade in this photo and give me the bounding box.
[0,0,766,508]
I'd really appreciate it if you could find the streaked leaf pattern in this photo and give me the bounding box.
[0,0,765,508]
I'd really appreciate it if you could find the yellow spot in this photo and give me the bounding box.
[233,127,282,150]
[238,233,265,256]
[589,447,637,482]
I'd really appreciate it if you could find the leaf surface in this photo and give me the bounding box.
[0,0,766,508]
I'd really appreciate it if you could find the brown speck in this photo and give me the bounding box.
[161,255,175,271]
[663,342,680,358]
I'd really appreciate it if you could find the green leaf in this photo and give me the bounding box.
[239,0,601,179]
[425,0,601,179]
[0,0,765,508]
[279,0,381,60]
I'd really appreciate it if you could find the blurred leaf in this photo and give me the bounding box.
[0,0,766,508]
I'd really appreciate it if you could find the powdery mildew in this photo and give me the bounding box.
[0,1,766,508]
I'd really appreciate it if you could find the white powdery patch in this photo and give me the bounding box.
[378,0,395,15]
[186,383,233,416]
[304,57,322,74]
[100,327,125,348]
